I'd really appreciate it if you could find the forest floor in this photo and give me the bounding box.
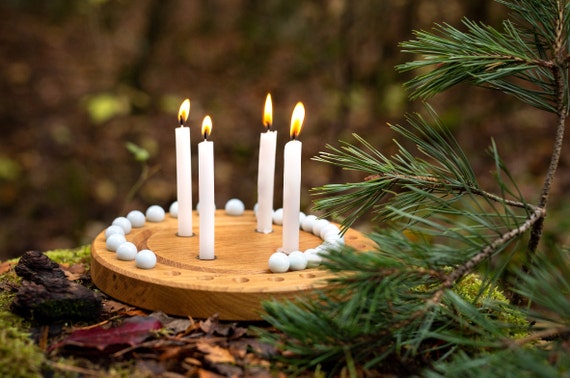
[0,247,299,378]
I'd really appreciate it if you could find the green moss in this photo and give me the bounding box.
[0,274,19,310]
[44,244,91,265]
[0,311,44,378]
[0,246,96,376]
[0,260,43,376]
[454,274,529,337]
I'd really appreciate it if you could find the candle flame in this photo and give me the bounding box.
[201,115,212,140]
[178,99,190,126]
[289,102,305,139]
[263,93,272,130]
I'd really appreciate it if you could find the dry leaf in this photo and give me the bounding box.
[197,341,236,365]
[49,316,162,352]
[0,261,13,275]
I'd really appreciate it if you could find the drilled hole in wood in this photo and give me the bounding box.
[299,273,316,279]
[268,276,285,282]
[164,271,181,276]
[197,276,214,280]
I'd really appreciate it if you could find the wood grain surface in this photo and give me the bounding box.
[91,210,371,320]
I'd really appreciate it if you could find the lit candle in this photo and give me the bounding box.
[176,99,193,237]
[256,93,277,234]
[282,102,305,253]
[199,115,215,260]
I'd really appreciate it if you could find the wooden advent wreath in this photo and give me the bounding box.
[91,210,370,320]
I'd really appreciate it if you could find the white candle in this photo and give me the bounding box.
[199,115,215,260]
[257,94,277,234]
[176,99,193,237]
[282,102,305,253]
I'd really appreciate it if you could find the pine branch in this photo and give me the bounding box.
[364,172,533,210]
[312,108,532,235]
[398,0,569,259]
[397,0,570,113]
[433,206,545,303]
[398,18,558,112]
[261,1,570,375]
[527,0,568,258]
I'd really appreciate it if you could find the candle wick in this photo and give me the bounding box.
[203,132,208,141]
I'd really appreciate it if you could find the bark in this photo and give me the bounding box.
[10,251,102,324]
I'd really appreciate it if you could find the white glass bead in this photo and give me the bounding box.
[316,243,330,256]
[301,215,317,232]
[105,225,125,239]
[146,205,165,222]
[268,252,290,273]
[112,216,132,234]
[321,224,340,240]
[225,198,245,216]
[127,210,145,228]
[299,212,306,225]
[304,249,322,268]
[324,236,345,247]
[273,208,283,225]
[106,233,126,252]
[136,249,157,269]
[288,251,307,271]
[116,242,138,261]
[169,201,178,218]
[312,219,330,237]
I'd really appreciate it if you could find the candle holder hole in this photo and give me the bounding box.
[197,276,214,281]
[268,276,285,282]
[233,277,249,283]
[176,232,195,237]
[299,273,316,279]
[254,228,274,234]
[196,255,217,260]
[164,271,182,276]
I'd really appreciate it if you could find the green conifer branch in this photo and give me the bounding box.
[260,1,570,375]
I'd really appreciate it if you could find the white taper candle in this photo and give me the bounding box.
[176,99,193,237]
[257,94,276,233]
[282,102,305,253]
[199,115,215,260]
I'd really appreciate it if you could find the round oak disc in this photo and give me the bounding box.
[91,210,370,320]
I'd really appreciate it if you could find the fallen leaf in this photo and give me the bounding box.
[158,345,184,361]
[62,263,86,280]
[197,340,236,365]
[199,314,246,338]
[199,315,217,334]
[102,299,134,315]
[49,316,162,352]
[149,311,193,334]
[197,368,225,378]
[184,357,202,366]
[0,261,13,275]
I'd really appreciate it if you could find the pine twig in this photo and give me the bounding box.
[434,206,546,304]
[384,206,545,337]
[527,0,568,258]
[506,326,570,347]
[364,172,536,211]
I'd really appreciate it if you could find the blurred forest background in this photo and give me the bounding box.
[1,0,570,260]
